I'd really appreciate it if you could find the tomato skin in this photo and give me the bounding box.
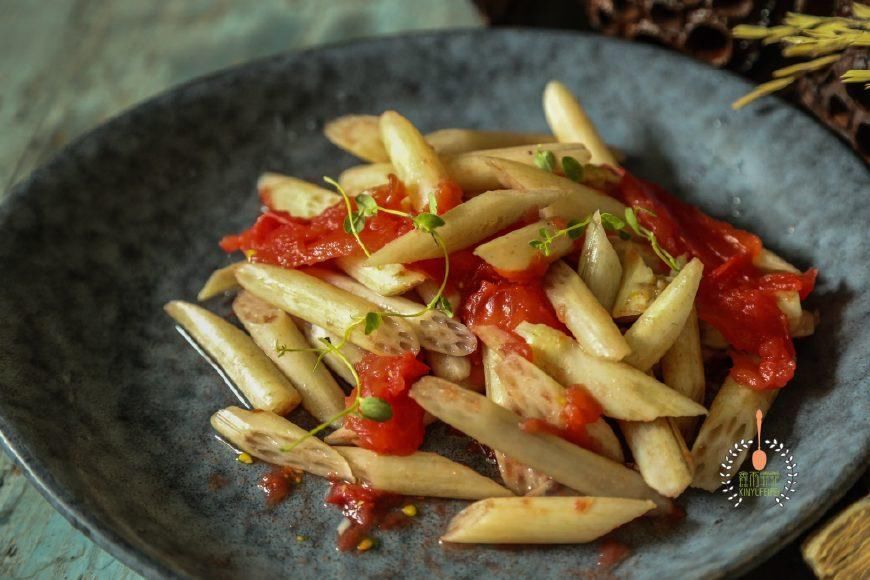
[220,175,412,268]
[409,246,566,336]
[344,353,429,456]
[613,171,817,389]
[519,386,602,451]
[462,279,565,333]
[430,180,463,213]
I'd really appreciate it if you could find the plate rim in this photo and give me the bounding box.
[0,27,867,579]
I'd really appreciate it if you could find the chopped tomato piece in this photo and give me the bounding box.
[409,246,566,336]
[344,352,429,455]
[613,171,817,389]
[429,180,463,213]
[520,385,602,451]
[219,175,412,268]
[462,279,564,333]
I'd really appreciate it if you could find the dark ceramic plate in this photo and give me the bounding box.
[0,30,867,579]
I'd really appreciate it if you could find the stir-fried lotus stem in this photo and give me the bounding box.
[211,406,354,481]
[661,309,706,443]
[338,163,394,195]
[451,142,592,172]
[480,331,554,495]
[417,279,461,317]
[474,220,573,273]
[335,255,426,297]
[316,271,477,356]
[442,497,656,544]
[323,427,358,446]
[300,322,366,385]
[333,447,513,500]
[233,292,346,426]
[775,291,816,337]
[324,114,389,163]
[338,143,595,196]
[257,173,341,219]
[611,245,665,319]
[543,80,617,167]
[691,377,778,491]
[619,418,694,498]
[427,351,472,383]
[324,112,558,161]
[410,376,672,512]
[622,258,704,372]
[196,262,243,301]
[236,263,420,356]
[544,260,632,361]
[425,129,556,155]
[494,353,625,463]
[754,248,800,274]
[578,211,623,312]
[366,189,568,266]
[488,158,626,217]
[516,323,708,421]
[164,301,301,415]
[380,110,452,211]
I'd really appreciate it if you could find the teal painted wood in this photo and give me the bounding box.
[0,1,480,577]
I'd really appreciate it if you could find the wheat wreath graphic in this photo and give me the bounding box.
[720,439,798,508]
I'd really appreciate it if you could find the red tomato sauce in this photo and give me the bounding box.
[519,385,602,452]
[430,180,463,213]
[219,176,412,268]
[258,466,301,506]
[614,171,817,389]
[597,540,631,569]
[344,352,429,456]
[325,481,411,551]
[409,249,566,336]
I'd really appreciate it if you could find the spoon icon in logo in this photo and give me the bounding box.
[751,409,767,470]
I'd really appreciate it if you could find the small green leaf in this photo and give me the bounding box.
[364,312,382,335]
[360,397,393,422]
[532,238,553,256]
[567,227,584,240]
[343,211,366,235]
[413,212,446,233]
[562,156,584,182]
[624,208,641,235]
[427,191,439,215]
[534,150,556,172]
[599,212,626,231]
[355,193,378,217]
[434,295,454,317]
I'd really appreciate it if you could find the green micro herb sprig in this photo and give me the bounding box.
[732,3,870,108]
[276,179,453,451]
[534,152,619,189]
[529,207,682,272]
[275,334,390,451]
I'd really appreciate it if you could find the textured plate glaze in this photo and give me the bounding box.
[0,30,867,579]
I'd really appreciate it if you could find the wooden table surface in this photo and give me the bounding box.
[0,1,862,578]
